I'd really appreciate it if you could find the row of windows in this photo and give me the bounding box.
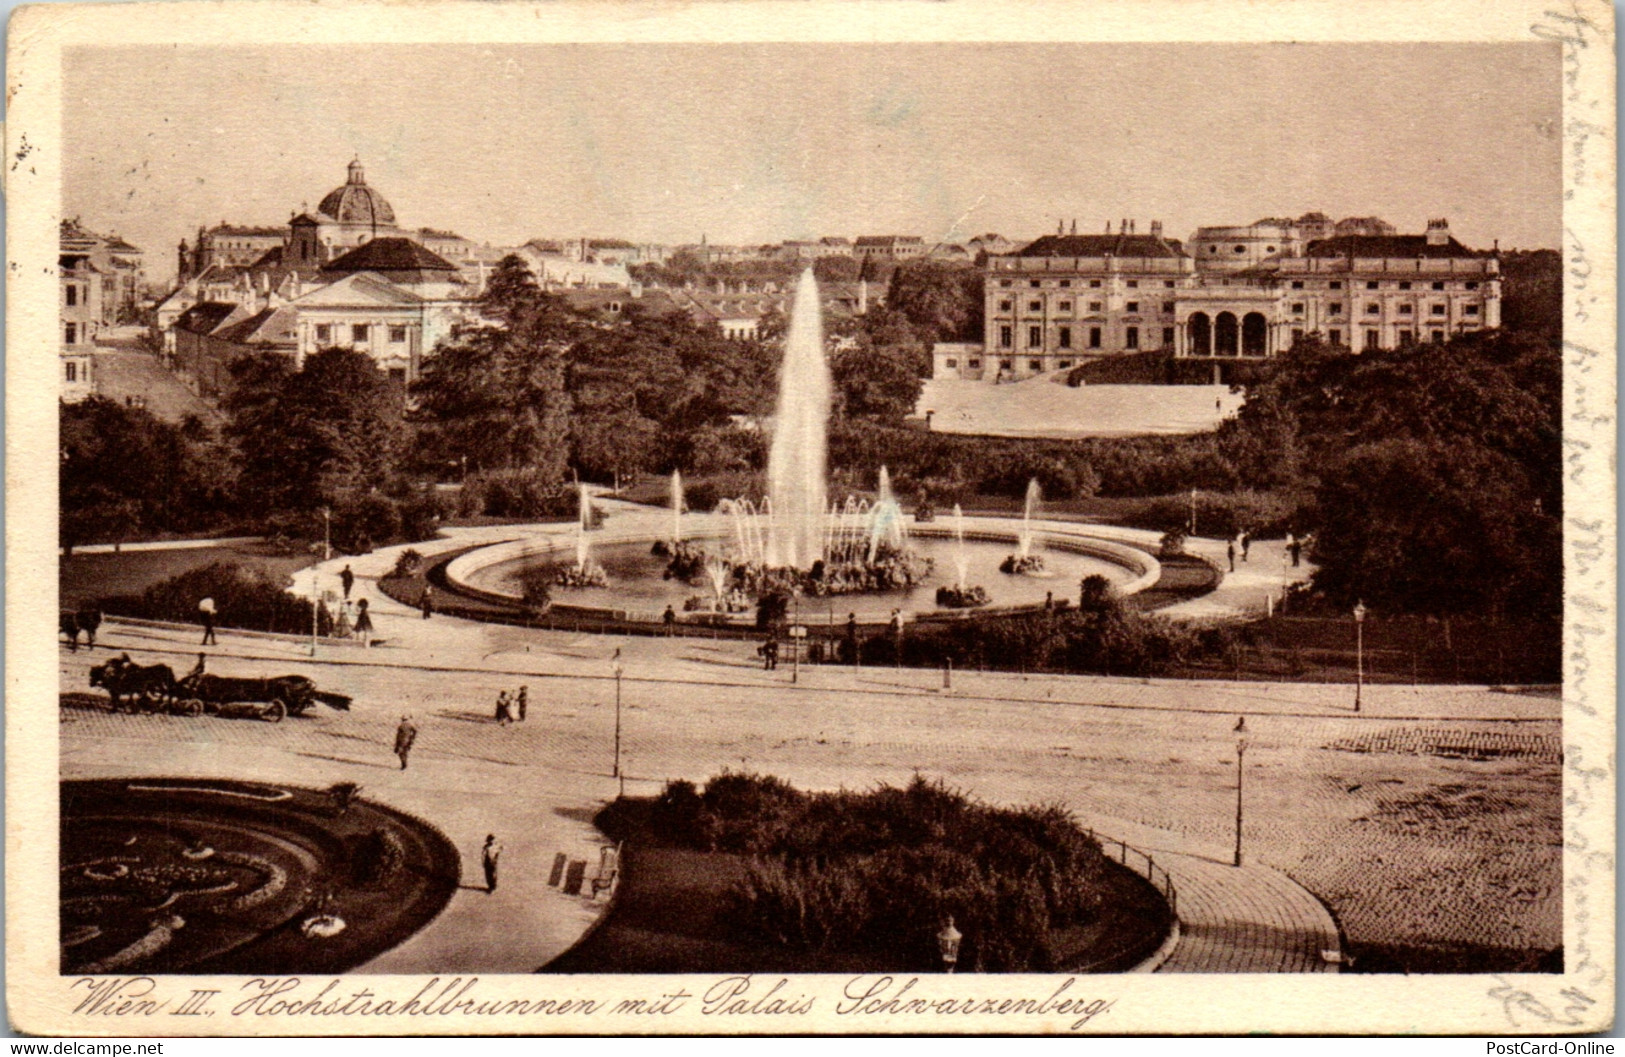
[999,324,1176,350]
[1284,327,1454,348]
[997,278,1178,290]
[1288,278,1480,291]
[1285,301,1480,317]
[997,299,1176,314]
[314,323,410,344]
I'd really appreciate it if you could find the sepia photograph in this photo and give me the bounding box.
[7,0,1615,1037]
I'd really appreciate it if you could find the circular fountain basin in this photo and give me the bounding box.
[444,516,1159,626]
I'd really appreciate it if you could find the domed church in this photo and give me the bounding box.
[285,158,406,267]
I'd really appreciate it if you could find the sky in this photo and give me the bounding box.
[64,42,1563,284]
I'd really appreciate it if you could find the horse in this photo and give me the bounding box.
[89,654,177,713]
[59,609,103,652]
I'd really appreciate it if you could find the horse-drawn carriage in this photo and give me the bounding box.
[87,655,351,721]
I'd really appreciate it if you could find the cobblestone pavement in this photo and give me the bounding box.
[62,607,1560,973]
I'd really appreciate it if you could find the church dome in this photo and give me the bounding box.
[317,158,396,226]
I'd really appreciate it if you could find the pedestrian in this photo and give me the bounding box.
[1289,535,1303,568]
[340,564,355,600]
[394,715,417,770]
[481,834,503,893]
[890,608,904,665]
[762,635,779,670]
[1240,530,1251,562]
[420,585,434,620]
[184,651,206,684]
[354,597,373,645]
[845,612,858,664]
[335,600,353,638]
[495,690,511,725]
[516,686,528,722]
[662,604,676,635]
[1226,539,1236,572]
[198,596,218,646]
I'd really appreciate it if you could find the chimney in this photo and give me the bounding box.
[1151,220,1163,237]
[1425,218,1450,247]
[1069,219,1077,236]
[1057,219,1064,235]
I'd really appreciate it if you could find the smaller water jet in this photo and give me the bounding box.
[935,502,990,608]
[1001,479,1048,575]
[555,483,608,587]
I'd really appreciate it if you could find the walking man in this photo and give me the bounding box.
[340,564,355,599]
[394,715,417,770]
[1240,530,1251,562]
[1289,535,1303,568]
[482,834,503,894]
[516,686,528,722]
[845,612,858,665]
[420,585,435,620]
[198,596,218,646]
[762,635,778,670]
[1226,539,1236,572]
[354,597,373,645]
[662,605,676,635]
[495,691,512,725]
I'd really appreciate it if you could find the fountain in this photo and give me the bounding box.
[1000,479,1048,575]
[449,271,1157,623]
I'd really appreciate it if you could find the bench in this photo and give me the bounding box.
[590,843,621,898]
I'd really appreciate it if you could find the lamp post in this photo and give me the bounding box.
[1233,737,1247,867]
[1353,601,1367,713]
[612,664,623,789]
[1188,487,1197,536]
[936,916,962,973]
[320,506,332,562]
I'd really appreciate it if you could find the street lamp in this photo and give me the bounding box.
[1352,601,1367,713]
[1233,737,1248,867]
[320,506,332,562]
[936,916,962,973]
[612,664,624,789]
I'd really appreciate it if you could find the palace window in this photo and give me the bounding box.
[1162,301,1175,313]
[999,280,1012,287]
[1088,301,1103,312]
[352,324,370,342]
[1328,303,1343,315]
[1430,304,1447,316]
[1430,281,1446,290]
[968,359,981,368]
[1030,280,1041,288]
[1059,280,1071,288]
[1329,281,1343,290]
[1233,245,1246,253]
[999,359,1013,370]
[1291,280,1304,289]
[1059,326,1072,349]
[1366,303,1381,314]
[1431,330,1445,343]
[65,361,77,382]
[944,358,958,369]
[65,285,77,307]
[1089,280,1102,288]
[1058,301,1072,312]
[1328,329,1342,345]
[1465,281,1479,290]
[1089,327,1102,349]
[1029,359,1043,371]
[389,326,408,343]
[1127,280,1139,289]
[1126,301,1139,313]
[316,324,331,343]
[1126,326,1139,349]
[1398,303,1413,315]
[1291,328,1304,345]
[999,300,1012,312]
[1028,325,1042,348]
[1366,280,1380,290]
[1058,360,1073,369]
[1398,330,1414,346]
[1364,329,1380,350]
[1164,280,1175,288]
[1291,303,1305,314]
[1162,327,1175,346]
[64,323,76,344]
[1028,301,1042,311]
[1398,281,1412,290]
[999,326,1013,348]
[1464,304,1480,316]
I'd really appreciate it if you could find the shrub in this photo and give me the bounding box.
[96,561,333,636]
[456,469,580,520]
[391,549,424,579]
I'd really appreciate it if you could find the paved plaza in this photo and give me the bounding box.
[57,516,1561,974]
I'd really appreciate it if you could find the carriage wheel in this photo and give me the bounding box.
[136,692,156,714]
[264,699,286,724]
[180,698,204,718]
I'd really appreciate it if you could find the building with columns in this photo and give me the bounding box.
[934,215,1499,383]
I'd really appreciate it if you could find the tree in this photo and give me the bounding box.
[884,260,984,343]
[226,347,407,515]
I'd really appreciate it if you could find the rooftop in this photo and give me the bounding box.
[1017,233,1186,259]
[321,237,461,276]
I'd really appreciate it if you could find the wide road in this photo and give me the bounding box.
[59,616,1561,973]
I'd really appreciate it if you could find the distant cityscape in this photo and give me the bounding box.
[61,158,1501,402]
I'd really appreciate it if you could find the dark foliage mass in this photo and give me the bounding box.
[96,561,334,637]
[629,773,1141,973]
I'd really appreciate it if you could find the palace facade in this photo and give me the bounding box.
[933,214,1501,383]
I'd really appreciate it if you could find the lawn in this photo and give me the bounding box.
[60,542,316,611]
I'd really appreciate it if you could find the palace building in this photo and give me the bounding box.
[933,214,1500,383]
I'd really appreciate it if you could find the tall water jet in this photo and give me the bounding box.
[576,482,593,570]
[765,269,830,569]
[1015,478,1041,560]
[670,470,684,544]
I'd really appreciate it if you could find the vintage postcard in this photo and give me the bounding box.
[6,0,1615,1037]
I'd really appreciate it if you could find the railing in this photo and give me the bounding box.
[1087,828,1179,921]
